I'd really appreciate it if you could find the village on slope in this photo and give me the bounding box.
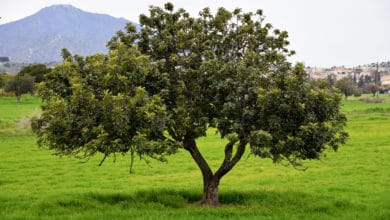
[306,61,390,93]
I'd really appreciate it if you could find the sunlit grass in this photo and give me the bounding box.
[0,95,41,129]
[0,94,389,219]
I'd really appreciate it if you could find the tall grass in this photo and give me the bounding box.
[0,94,389,219]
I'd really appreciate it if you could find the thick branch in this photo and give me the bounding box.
[214,139,236,174]
[167,126,180,141]
[214,139,247,179]
[183,134,213,181]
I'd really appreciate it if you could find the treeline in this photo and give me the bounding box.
[366,61,390,68]
[311,72,387,100]
[1,62,387,102]
[0,60,59,74]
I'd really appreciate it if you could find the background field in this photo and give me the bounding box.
[1,94,389,219]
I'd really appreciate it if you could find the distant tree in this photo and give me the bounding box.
[372,63,381,87]
[5,74,35,102]
[364,75,372,84]
[368,83,380,97]
[357,75,365,88]
[0,73,13,89]
[358,75,374,93]
[371,63,381,98]
[18,64,51,83]
[335,76,360,99]
[0,73,5,88]
[61,48,72,61]
[326,74,337,88]
[32,4,348,206]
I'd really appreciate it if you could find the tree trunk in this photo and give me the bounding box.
[183,132,247,207]
[200,177,220,206]
[129,148,135,174]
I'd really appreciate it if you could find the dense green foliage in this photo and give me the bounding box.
[18,64,51,83]
[0,73,7,88]
[32,3,347,205]
[0,95,389,219]
[32,49,178,173]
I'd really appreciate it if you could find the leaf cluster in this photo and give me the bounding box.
[18,64,51,83]
[32,46,179,168]
[250,64,348,165]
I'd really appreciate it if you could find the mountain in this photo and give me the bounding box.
[0,4,136,63]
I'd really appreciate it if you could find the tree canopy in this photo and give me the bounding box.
[33,48,179,172]
[5,74,35,102]
[0,73,7,88]
[32,3,348,206]
[334,76,360,99]
[18,64,51,83]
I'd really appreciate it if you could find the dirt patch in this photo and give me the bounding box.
[360,98,385,103]
[16,118,31,128]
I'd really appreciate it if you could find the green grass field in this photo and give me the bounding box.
[1,94,389,219]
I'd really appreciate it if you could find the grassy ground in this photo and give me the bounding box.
[0,94,389,219]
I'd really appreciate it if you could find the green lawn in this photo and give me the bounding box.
[0,94,389,219]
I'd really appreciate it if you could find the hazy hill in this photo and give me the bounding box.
[0,4,136,63]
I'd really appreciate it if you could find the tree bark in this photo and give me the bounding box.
[129,149,135,174]
[183,132,247,207]
[200,177,220,206]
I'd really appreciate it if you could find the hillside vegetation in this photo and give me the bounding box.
[0,95,389,219]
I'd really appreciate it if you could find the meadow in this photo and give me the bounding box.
[0,94,389,219]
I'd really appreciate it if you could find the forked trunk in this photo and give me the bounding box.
[183,133,247,207]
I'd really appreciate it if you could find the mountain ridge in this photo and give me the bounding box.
[0,4,136,63]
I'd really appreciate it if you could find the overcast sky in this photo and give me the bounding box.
[1,0,389,67]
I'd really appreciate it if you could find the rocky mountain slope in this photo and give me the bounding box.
[0,4,136,63]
